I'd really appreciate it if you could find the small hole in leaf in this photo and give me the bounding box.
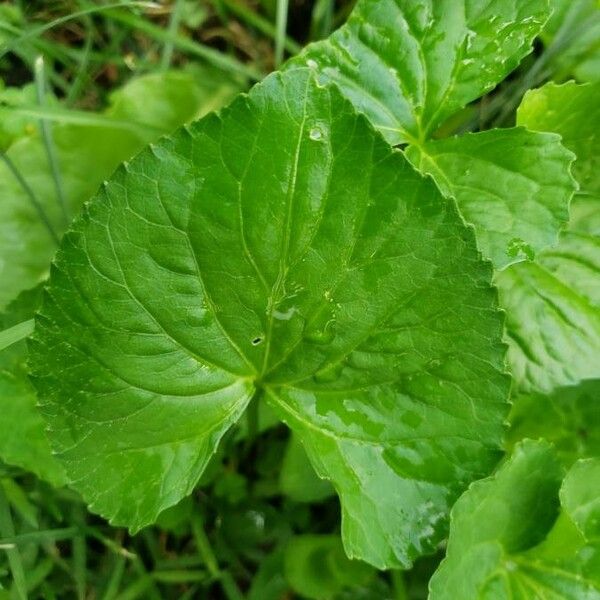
[252,337,263,346]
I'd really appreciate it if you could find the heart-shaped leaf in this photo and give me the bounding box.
[30,70,509,568]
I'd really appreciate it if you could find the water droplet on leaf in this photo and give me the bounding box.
[309,127,323,141]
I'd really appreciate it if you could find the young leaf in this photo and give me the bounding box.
[291,0,548,145]
[508,379,600,467]
[406,128,576,267]
[0,286,66,486]
[429,441,600,599]
[0,69,242,311]
[30,69,509,569]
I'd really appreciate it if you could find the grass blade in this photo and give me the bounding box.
[96,5,262,80]
[274,0,289,67]
[0,484,27,600]
[160,0,185,70]
[100,555,126,600]
[0,105,159,136]
[218,0,301,54]
[0,527,81,546]
[0,320,34,353]
[0,2,161,60]
[191,513,244,600]
[0,153,60,245]
[72,507,87,600]
[34,56,70,227]
[310,0,334,40]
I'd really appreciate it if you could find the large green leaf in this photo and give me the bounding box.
[406,128,575,267]
[497,81,600,394]
[0,68,242,310]
[0,286,66,486]
[508,379,600,467]
[292,0,548,145]
[429,441,600,599]
[30,69,509,568]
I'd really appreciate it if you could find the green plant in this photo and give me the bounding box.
[1,0,599,597]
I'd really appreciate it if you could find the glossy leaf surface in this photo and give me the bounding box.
[430,441,600,599]
[406,128,575,267]
[31,70,508,568]
[292,0,548,144]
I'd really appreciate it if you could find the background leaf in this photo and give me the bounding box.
[279,434,334,503]
[497,80,600,394]
[406,128,576,267]
[429,441,600,599]
[542,0,600,82]
[508,379,600,467]
[518,81,600,233]
[496,253,600,394]
[0,286,66,486]
[0,68,242,311]
[284,535,375,600]
[292,0,548,144]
